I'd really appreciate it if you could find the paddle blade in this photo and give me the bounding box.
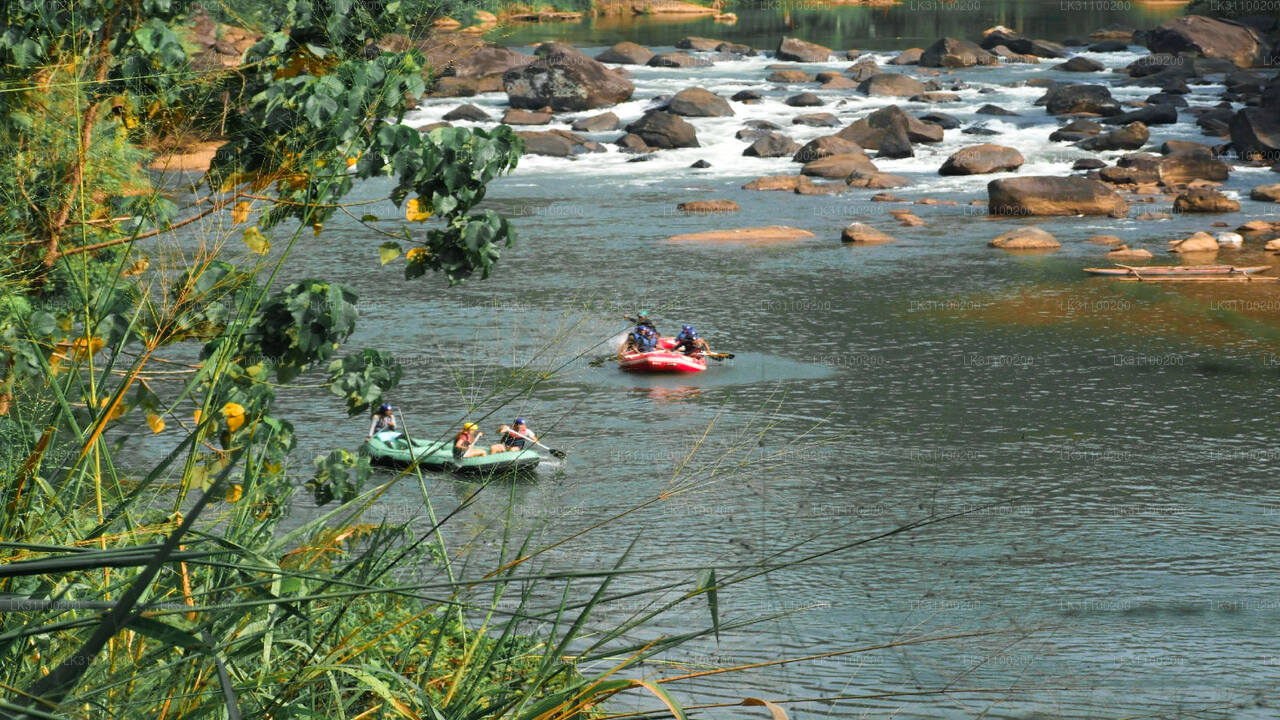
[549,448,567,459]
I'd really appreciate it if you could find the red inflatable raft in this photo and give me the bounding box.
[618,350,707,373]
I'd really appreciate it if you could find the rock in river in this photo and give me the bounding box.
[442,103,490,122]
[858,73,927,98]
[625,111,699,148]
[1251,184,1280,202]
[667,87,734,117]
[990,226,1060,249]
[743,132,801,158]
[571,112,619,132]
[677,200,739,212]
[1077,122,1150,151]
[919,37,997,68]
[1167,231,1219,253]
[939,144,1025,175]
[666,225,816,244]
[1173,188,1240,213]
[1042,84,1122,116]
[776,37,833,62]
[988,176,1129,217]
[841,223,895,244]
[1146,15,1268,68]
[596,42,654,65]
[504,43,633,111]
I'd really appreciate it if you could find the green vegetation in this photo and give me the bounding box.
[0,1,803,718]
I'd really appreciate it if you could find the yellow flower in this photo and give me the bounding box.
[406,247,430,263]
[222,402,246,432]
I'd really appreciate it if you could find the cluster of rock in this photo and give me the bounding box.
[415,15,1278,248]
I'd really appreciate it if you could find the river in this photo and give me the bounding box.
[156,1,1280,717]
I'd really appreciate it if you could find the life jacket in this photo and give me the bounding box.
[672,330,700,353]
[501,429,527,449]
[373,414,395,433]
[454,430,476,458]
[634,329,658,352]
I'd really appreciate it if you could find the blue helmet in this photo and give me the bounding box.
[682,325,693,333]
[514,417,525,425]
[379,403,393,412]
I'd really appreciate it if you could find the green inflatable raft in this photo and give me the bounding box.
[365,431,540,476]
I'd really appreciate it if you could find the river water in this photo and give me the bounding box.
[154,2,1280,717]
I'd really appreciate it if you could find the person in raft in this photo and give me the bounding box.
[367,403,397,438]
[634,310,659,336]
[671,325,710,356]
[492,418,536,453]
[454,422,486,460]
[621,324,659,354]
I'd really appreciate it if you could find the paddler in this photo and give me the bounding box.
[367,403,397,438]
[454,422,487,459]
[671,324,710,356]
[620,324,659,355]
[637,310,659,335]
[492,417,537,453]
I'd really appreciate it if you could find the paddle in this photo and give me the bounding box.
[507,428,567,459]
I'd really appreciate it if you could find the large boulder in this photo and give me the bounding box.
[939,144,1025,175]
[743,133,802,158]
[1042,84,1123,116]
[1230,108,1280,161]
[801,153,878,178]
[841,223,895,244]
[596,42,654,65]
[793,136,864,162]
[990,226,1060,249]
[858,73,927,97]
[776,37,832,62]
[668,87,734,117]
[504,44,633,111]
[847,171,911,189]
[1146,15,1269,68]
[625,111,699,148]
[1158,153,1230,184]
[1077,121,1150,151]
[988,176,1129,217]
[837,106,943,155]
[919,37,997,68]
[1173,188,1240,213]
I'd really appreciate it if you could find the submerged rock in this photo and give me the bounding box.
[990,226,1060,249]
[666,225,816,243]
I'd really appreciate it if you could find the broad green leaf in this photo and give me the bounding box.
[378,242,402,265]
